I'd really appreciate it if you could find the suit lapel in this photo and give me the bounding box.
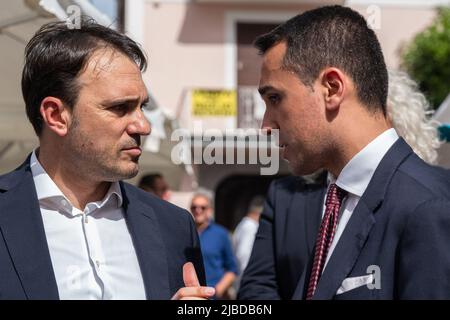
[121,183,170,300]
[0,161,59,299]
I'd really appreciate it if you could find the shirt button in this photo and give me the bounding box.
[96,260,100,268]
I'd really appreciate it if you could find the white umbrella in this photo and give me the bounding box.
[0,0,113,144]
[0,0,56,172]
[0,0,54,143]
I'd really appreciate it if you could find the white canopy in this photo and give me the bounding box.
[0,0,52,143]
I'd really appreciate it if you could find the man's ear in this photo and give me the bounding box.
[320,68,345,112]
[39,97,72,137]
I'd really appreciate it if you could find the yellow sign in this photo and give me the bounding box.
[192,89,237,116]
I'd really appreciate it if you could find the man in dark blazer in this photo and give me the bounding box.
[0,20,213,300]
[239,147,450,299]
[238,6,450,300]
[0,160,207,299]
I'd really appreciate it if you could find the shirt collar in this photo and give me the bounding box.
[96,180,123,209]
[30,150,123,214]
[330,128,399,197]
[30,150,65,202]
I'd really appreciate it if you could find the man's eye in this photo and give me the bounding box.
[268,94,280,104]
[109,104,129,115]
[140,103,149,111]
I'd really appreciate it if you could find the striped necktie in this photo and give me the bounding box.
[306,183,347,300]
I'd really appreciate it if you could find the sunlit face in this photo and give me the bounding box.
[259,41,330,176]
[63,48,151,182]
[190,195,212,228]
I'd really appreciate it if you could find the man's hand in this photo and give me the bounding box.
[171,262,215,300]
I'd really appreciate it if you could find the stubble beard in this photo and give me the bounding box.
[288,144,324,177]
[65,119,140,182]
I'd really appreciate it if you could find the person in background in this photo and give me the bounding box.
[138,173,171,201]
[386,69,442,165]
[233,195,265,283]
[190,192,238,299]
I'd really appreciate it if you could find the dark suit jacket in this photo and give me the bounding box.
[0,157,205,299]
[238,138,450,299]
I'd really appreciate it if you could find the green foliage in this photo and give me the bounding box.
[402,7,450,110]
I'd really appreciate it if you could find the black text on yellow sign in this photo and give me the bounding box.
[192,90,237,116]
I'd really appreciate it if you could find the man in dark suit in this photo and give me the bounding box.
[238,5,450,300]
[0,20,214,300]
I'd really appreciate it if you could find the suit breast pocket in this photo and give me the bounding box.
[334,283,376,300]
[334,274,377,300]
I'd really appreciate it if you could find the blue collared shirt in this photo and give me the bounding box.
[199,222,239,287]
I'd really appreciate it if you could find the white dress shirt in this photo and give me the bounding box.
[322,128,399,271]
[30,151,146,300]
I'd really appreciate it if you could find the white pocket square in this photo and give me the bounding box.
[336,274,374,295]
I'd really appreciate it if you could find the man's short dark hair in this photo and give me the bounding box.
[22,19,147,136]
[254,5,388,114]
[138,173,163,191]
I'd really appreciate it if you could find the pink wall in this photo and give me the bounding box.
[143,3,226,118]
[350,5,437,68]
[142,2,438,123]
[142,2,319,119]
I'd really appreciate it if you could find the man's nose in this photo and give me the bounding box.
[128,109,151,136]
[261,110,274,134]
